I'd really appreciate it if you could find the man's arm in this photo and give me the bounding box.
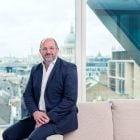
[47,64,78,122]
[23,67,38,115]
[23,66,50,127]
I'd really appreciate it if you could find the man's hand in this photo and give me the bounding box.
[33,111,50,128]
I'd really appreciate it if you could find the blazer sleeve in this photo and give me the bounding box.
[23,66,38,115]
[47,64,78,122]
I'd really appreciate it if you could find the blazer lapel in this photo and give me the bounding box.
[45,58,60,90]
[36,64,43,96]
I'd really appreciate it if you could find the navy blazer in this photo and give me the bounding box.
[23,57,78,134]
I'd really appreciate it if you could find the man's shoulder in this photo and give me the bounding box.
[59,58,76,68]
[31,63,42,72]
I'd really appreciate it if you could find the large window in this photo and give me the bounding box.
[0,0,75,137]
[86,0,140,101]
[0,0,140,138]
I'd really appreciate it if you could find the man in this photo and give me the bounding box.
[3,38,78,140]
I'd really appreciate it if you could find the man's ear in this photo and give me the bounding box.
[39,48,41,54]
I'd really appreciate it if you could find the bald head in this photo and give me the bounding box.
[40,38,58,49]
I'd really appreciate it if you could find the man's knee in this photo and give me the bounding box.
[2,129,11,140]
[2,127,21,140]
[2,130,7,140]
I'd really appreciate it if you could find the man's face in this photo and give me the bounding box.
[40,39,59,64]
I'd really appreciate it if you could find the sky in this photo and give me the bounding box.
[0,0,75,57]
[0,0,121,58]
[86,5,122,57]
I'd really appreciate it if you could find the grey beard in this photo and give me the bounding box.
[43,57,53,64]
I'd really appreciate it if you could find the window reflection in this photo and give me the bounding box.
[86,0,140,101]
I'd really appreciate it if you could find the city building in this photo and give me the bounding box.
[0,55,36,127]
[108,50,140,98]
[86,53,110,89]
[60,25,76,63]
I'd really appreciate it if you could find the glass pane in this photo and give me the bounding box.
[86,0,140,102]
[0,0,75,138]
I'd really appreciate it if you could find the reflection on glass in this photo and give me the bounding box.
[86,0,140,102]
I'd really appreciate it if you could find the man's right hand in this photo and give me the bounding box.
[33,111,50,128]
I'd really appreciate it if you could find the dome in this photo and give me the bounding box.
[64,25,75,44]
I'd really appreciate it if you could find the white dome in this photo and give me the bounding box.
[64,25,75,44]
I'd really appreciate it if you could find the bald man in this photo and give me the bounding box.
[3,38,78,140]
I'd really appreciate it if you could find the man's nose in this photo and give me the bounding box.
[46,49,51,53]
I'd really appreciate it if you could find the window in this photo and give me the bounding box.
[0,0,140,137]
[86,0,140,101]
[0,0,75,137]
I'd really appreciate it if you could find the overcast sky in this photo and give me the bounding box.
[0,0,75,57]
[86,5,123,57]
[0,0,121,58]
